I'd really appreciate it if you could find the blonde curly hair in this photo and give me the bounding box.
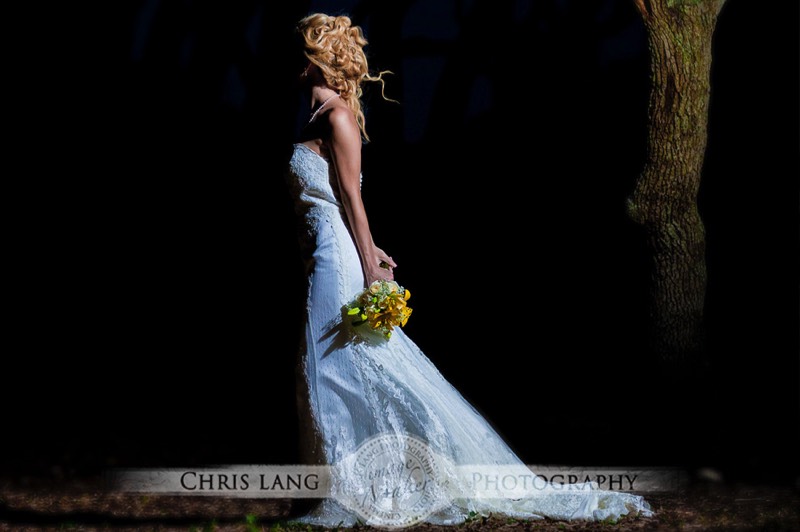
[297,13,393,141]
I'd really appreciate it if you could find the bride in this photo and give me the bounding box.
[285,12,653,528]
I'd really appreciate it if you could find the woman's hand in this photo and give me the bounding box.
[365,246,397,284]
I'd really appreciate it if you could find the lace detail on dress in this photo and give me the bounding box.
[284,144,653,527]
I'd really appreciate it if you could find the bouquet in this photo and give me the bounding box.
[346,280,413,339]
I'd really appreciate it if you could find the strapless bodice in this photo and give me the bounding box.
[286,143,342,213]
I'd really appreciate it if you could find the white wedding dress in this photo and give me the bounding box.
[285,142,653,528]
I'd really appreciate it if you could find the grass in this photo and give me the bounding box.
[1,476,798,531]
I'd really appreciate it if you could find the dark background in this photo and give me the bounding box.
[6,0,798,486]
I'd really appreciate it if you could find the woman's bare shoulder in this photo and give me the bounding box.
[325,104,358,134]
[318,101,361,150]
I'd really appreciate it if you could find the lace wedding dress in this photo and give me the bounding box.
[285,142,653,528]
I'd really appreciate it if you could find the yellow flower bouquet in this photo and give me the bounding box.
[346,280,413,339]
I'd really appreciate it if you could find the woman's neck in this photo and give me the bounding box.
[310,85,339,108]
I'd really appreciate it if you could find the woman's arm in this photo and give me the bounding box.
[326,106,397,285]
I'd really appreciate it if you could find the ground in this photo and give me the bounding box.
[1,476,798,531]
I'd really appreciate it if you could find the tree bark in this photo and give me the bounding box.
[628,0,726,364]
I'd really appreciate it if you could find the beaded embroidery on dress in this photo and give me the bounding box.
[285,143,653,527]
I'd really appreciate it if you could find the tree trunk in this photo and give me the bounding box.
[628,0,726,364]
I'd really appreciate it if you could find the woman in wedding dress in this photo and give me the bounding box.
[285,13,653,529]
